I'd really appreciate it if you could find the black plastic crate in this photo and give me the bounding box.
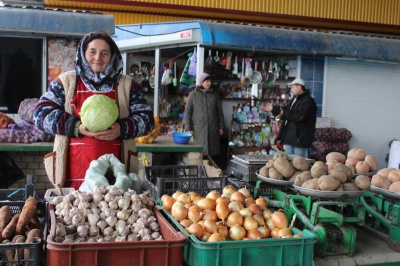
[143,165,227,199]
[228,178,293,198]
[226,160,265,182]
[0,200,48,266]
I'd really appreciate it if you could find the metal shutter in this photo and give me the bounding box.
[324,57,400,169]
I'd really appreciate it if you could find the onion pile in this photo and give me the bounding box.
[160,186,301,242]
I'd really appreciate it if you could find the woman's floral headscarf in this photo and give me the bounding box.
[75,31,123,91]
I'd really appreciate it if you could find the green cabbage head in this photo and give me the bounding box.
[80,95,119,132]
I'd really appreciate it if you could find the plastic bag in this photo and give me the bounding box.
[188,47,197,77]
[18,98,39,123]
[180,53,195,86]
[0,153,25,188]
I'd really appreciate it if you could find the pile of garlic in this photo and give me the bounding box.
[52,186,162,243]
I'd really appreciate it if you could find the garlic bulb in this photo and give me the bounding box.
[87,213,100,226]
[103,227,114,237]
[77,225,89,238]
[97,220,107,231]
[118,198,130,210]
[56,223,67,237]
[106,216,118,227]
[117,210,130,221]
[89,225,100,237]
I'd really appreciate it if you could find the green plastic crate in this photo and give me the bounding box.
[161,208,316,266]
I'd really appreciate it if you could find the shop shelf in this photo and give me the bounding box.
[46,205,187,266]
[0,200,47,266]
[161,208,317,266]
[143,165,227,199]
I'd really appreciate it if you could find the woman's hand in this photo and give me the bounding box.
[79,122,120,141]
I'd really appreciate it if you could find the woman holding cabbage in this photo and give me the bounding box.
[34,31,154,190]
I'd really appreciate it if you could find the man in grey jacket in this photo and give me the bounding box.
[184,73,225,158]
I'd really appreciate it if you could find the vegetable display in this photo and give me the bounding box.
[51,186,163,243]
[80,95,119,132]
[0,197,44,262]
[161,186,301,242]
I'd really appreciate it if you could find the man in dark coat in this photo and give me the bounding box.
[265,78,317,157]
[183,73,225,158]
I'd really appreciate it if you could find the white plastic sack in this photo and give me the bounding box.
[388,140,400,169]
[188,47,197,77]
[79,154,141,192]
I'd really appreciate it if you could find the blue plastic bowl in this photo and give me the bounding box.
[172,132,192,144]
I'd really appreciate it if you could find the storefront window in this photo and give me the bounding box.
[0,37,43,113]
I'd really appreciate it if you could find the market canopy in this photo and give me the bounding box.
[0,6,115,36]
[115,20,400,62]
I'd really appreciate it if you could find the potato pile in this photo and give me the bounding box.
[300,159,370,191]
[326,149,378,175]
[258,154,311,182]
[0,197,44,262]
[371,168,400,192]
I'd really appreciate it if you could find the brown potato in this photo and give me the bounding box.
[345,157,360,168]
[326,160,339,171]
[364,155,378,172]
[343,182,360,191]
[329,168,348,184]
[313,161,326,169]
[336,184,344,191]
[318,175,341,191]
[347,148,366,161]
[371,174,391,189]
[377,168,396,179]
[290,171,302,182]
[292,157,310,171]
[269,168,283,180]
[301,178,320,190]
[333,163,353,182]
[355,175,371,190]
[387,169,400,183]
[274,158,296,179]
[273,153,288,160]
[311,165,328,179]
[259,166,269,177]
[389,181,400,192]
[265,159,275,169]
[326,152,346,164]
[355,161,370,174]
[294,171,312,187]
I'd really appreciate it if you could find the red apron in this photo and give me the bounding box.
[65,80,121,189]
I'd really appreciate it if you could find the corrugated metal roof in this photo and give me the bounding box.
[116,20,400,62]
[0,5,115,36]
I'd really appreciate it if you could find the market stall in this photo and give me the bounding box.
[115,20,400,169]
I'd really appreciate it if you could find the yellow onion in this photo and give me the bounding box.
[161,194,170,203]
[172,205,188,221]
[270,228,280,238]
[266,218,275,229]
[230,192,245,203]
[281,235,293,238]
[255,197,268,210]
[238,187,251,198]
[227,211,244,227]
[262,209,272,220]
[185,202,194,209]
[216,201,230,222]
[172,190,184,200]
[206,191,221,202]
[202,232,211,242]
[257,226,270,238]
[229,225,246,240]
[162,197,176,212]
[207,233,226,242]
[186,223,205,239]
[278,228,292,238]
[253,214,265,226]
[239,208,253,217]
[216,196,230,205]
[293,234,302,238]
[192,195,203,205]
[245,197,256,207]
[203,219,218,234]
[223,185,237,195]
[171,201,184,215]
[271,210,288,229]
[180,219,193,228]
[248,204,262,215]
[202,209,218,222]
[247,229,264,240]
[188,205,202,223]
[217,225,229,238]
[197,198,216,211]
[177,193,191,204]
[243,216,259,231]
[188,191,201,201]
[228,201,244,212]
